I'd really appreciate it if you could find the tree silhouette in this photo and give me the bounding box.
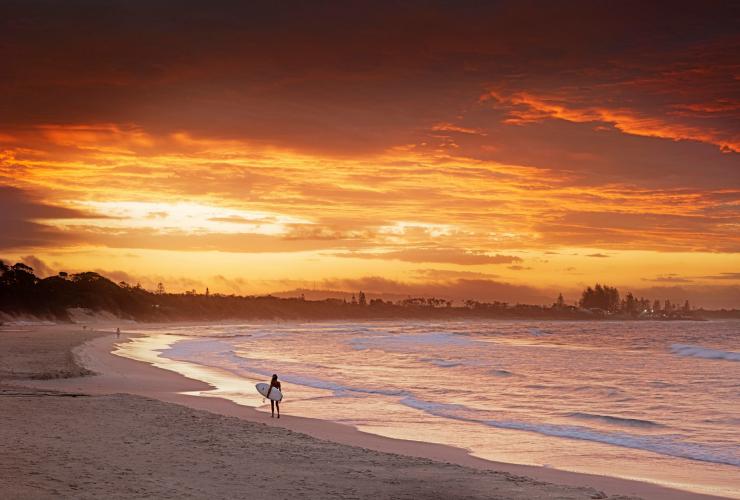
[622,292,637,315]
[579,284,620,312]
[555,293,565,309]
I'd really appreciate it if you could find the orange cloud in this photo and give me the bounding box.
[485,91,740,153]
[40,123,156,152]
[2,124,738,259]
[336,249,522,266]
[671,100,740,115]
[431,122,487,136]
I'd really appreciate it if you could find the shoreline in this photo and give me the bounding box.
[15,327,730,500]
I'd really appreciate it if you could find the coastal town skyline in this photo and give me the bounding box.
[1,2,739,308]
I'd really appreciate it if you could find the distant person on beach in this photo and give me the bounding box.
[116,327,120,338]
[266,374,281,418]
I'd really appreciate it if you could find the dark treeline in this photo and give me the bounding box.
[576,284,699,318]
[1,262,737,322]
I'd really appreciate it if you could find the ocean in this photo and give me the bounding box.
[117,320,740,498]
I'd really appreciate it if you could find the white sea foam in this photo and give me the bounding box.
[670,344,740,362]
[164,332,252,339]
[164,339,408,397]
[400,397,740,467]
[566,412,663,428]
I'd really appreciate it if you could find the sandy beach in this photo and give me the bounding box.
[0,324,730,500]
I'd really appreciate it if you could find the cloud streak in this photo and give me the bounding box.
[336,249,522,266]
[485,91,740,153]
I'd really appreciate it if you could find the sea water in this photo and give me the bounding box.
[118,320,740,498]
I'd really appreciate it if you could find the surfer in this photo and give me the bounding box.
[266,374,281,418]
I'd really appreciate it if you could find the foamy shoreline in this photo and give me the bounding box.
[10,324,729,500]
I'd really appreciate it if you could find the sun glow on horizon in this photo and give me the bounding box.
[52,200,312,236]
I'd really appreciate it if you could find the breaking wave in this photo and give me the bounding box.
[670,344,740,362]
[400,397,740,467]
[420,357,464,368]
[566,412,663,428]
[164,339,408,397]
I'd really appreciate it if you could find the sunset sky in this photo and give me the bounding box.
[1,1,739,307]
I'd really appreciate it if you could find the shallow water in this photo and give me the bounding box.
[118,320,740,498]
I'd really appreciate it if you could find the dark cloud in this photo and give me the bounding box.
[1,1,738,168]
[321,276,554,305]
[642,274,695,283]
[507,265,532,270]
[412,269,499,280]
[698,272,740,280]
[0,186,96,250]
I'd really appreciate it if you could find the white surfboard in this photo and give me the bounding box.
[256,382,283,402]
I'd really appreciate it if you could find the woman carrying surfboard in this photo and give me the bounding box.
[266,374,281,418]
